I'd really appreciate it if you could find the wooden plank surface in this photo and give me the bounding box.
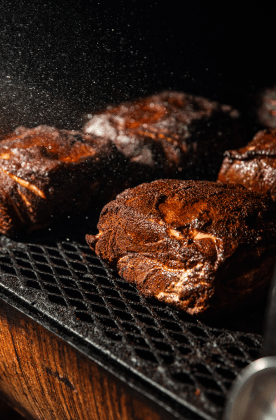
[0,299,166,420]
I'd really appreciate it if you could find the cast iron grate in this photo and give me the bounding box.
[0,218,264,420]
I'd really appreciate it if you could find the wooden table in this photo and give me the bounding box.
[0,299,170,420]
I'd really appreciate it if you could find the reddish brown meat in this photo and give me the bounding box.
[86,180,276,316]
[83,91,246,183]
[218,129,276,200]
[0,125,125,236]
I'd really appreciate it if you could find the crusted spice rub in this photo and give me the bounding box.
[83,91,246,183]
[218,129,276,201]
[86,180,276,316]
[0,125,124,236]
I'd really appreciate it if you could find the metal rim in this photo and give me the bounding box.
[223,356,276,420]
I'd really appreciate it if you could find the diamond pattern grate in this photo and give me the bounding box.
[0,218,264,420]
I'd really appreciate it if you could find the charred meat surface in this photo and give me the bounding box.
[0,125,125,236]
[218,129,276,201]
[86,180,276,316]
[83,91,246,183]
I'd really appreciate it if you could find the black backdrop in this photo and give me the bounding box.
[1,1,275,112]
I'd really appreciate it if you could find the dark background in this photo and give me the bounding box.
[1,0,276,113]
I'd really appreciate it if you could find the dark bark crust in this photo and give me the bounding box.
[86,180,276,316]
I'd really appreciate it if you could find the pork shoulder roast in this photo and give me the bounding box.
[0,125,125,236]
[86,180,276,316]
[83,91,247,183]
[218,129,276,201]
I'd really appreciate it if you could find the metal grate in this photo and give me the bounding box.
[0,216,264,420]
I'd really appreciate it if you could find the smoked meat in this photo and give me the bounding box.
[0,125,124,236]
[83,91,246,184]
[86,180,276,316]
[218,129,276,201]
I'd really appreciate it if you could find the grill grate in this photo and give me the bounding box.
[0,216,264,420]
